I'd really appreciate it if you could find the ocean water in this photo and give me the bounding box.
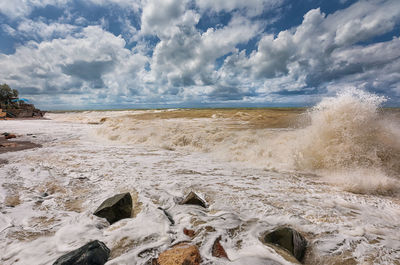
[1,90,400,264]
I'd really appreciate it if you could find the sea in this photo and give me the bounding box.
[1,89,400,265]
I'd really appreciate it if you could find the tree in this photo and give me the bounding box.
[0,84,18,104]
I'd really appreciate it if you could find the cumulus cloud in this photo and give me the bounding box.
[0,0,400,108]
[217,0,400,99]
[0,26,147,107]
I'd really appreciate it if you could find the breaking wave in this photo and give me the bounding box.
[293,89,400,194]
[51,89,400,194]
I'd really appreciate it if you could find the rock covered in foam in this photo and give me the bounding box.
[180,191,207,208]
[53,240,110,265]
[211,236,229,259]
[261,227,307,262]
[156,243,201,265]
[93,192,132,224]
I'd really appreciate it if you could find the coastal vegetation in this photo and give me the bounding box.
[0,83,18,105]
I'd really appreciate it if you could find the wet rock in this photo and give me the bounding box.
[183,228,195,237]
[4,134,16,139]
[53,240,110,265]
[212,236,228,259]
[157,243,201,265]
[93,193,132,224]
[262,227,307,262]
[180,192,207,208]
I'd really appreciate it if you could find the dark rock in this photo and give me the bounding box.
[53,240,110,265]
[94,193,132,224]
[180,192,207,208]
[212,236,228,259]
[262,227,307,262]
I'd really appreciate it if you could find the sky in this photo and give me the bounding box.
[0,0,399,110]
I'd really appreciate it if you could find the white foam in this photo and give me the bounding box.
[1,92,400,264]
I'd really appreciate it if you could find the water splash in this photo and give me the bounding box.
[293,89,400,194]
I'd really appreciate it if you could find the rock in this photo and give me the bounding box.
[5,134,16,139]
[53,240,110,265]
[93,193,132,224]
[183,228,195,237]
[180,192,207,208]
[262,227,307,262]
[157,243,201,265]
[212,236,228,259]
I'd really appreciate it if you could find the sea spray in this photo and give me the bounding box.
[292,89,400,194]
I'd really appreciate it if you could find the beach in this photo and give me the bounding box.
[1,92,400,265]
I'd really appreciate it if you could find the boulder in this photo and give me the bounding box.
[212,236,228,259]
[262,227,307,262]
[53,240,110,265]
[156,243,201,265]
[93,193,132,224]
[180,192,207,208]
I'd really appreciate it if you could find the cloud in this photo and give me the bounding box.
[195,0,284,17]
[1,0,400,108]
[14,19,78,40]
[216,0,400,100]
[147,12,261,96]
[0,26,147,107]
[140,0,189,36]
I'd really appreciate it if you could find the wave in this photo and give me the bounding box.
[52,89,400,194]
[292,89,400,194]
